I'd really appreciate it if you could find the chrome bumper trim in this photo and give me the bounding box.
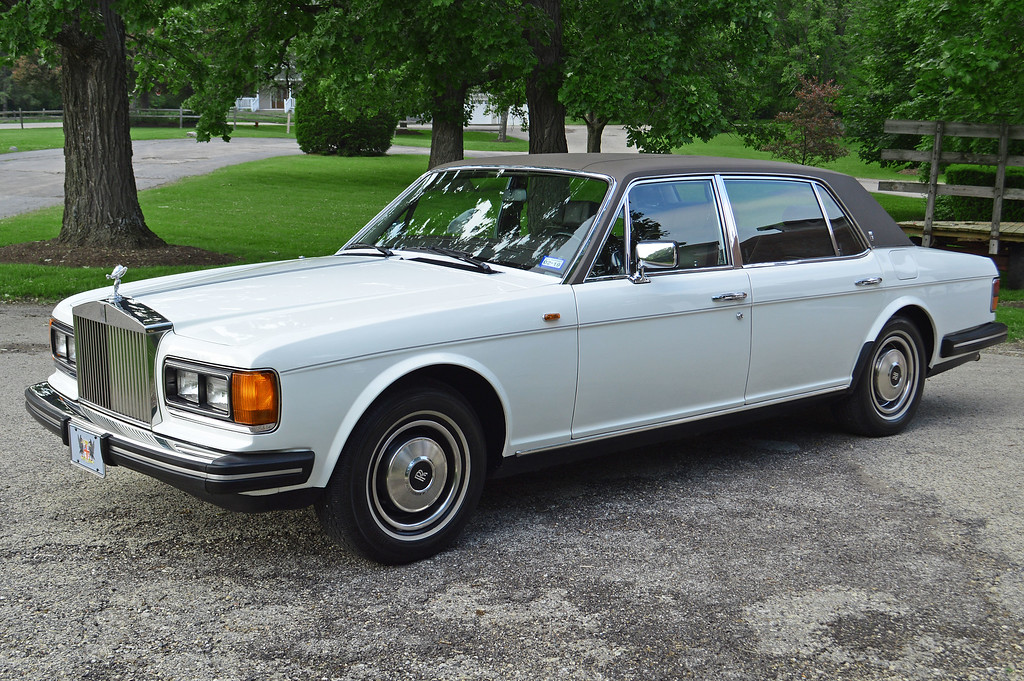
[25,382,314,496]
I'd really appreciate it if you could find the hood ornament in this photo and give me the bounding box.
[106,264,128,302]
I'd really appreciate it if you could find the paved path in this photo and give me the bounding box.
[0,137,304,220]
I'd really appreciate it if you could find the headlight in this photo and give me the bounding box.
[176,369,201,405]
[205,375,230,411]
[50,319,76,375]
[164,360,279,431]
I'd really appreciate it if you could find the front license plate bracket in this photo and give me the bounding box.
[69,423,108,478]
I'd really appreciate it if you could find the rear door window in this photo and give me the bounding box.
[724,179,837,264]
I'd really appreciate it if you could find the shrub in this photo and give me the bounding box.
[744,75,849,167]
[942,165,1024,222]
[295,90,397,156]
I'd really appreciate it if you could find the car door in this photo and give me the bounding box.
[571,178,752,439]
[720,177,885,404]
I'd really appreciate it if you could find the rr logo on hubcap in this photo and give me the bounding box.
[409,461,433,492]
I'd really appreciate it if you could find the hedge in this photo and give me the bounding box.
[936,165,1024,222]
[295,90,398,157]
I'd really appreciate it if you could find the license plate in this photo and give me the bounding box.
[69,423,106,478]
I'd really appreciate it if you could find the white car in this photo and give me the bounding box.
[26,154,1007,563]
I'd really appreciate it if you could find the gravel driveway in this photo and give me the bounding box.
[2,302,1022,680]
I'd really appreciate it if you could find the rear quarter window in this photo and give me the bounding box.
[818,189,867,256]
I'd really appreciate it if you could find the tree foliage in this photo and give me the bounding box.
[2,52,62,110]
[843,0,1024,164]
[561,0,772,153]
[755,0,855,118]
[290,0,534,167]
[1,0,786,246]
[132,0,313,143]
[898,0,1024,123]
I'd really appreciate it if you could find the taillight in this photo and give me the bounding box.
[992,277,1000,313]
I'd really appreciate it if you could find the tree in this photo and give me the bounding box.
[5,52,62,110]
[751,75,848,166]
[897,0,1024,123]
[522,0,568,154]
[133,0,315,144]
[561,0,772,153]
[285,0,533,169]
[754,0,856,119]
[1,0,163,248]
[839,0,919,164]
[843,0,1024,164]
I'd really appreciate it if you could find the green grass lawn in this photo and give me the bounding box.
[673,133,911,181]
[998,288,1024,342]
[0,154,428,300]
[0,123,299,154]
[871,194,927,223]
[392,128,529,152]
[1,124,528,155]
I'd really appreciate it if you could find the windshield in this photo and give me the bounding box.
[345,168,610,277]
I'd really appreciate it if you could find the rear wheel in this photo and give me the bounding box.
[835,317,926,437]
[315,381,486,564]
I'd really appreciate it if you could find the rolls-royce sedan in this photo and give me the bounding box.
[26,154,1007,563]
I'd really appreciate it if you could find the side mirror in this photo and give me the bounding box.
[636,241,678,269]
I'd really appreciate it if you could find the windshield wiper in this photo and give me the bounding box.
[339,242,395,257]
[408,246,495,274]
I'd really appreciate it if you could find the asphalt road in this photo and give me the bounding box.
[0,137,305,220]
[2,302,1022,680]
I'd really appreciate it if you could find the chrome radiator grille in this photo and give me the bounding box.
[73,299,172,426]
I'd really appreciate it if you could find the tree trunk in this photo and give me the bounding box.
[524,0,567,155]
[56,0,164,249]
[428,85,467,169]
[584,113,608,153]
[497,108,509,143]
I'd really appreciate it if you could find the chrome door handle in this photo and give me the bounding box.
[855,277,883,287]
[712,292,748,302]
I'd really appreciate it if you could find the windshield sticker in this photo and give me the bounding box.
[539,256,566,272]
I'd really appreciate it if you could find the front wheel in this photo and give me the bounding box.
[315,381,486,564]
[834,317,926,437]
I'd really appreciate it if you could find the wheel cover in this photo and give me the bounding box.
[870,330,919,420]
[367,412,469,540]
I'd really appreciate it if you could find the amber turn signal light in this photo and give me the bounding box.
[992,277,1001,313]
[232,370,279,426]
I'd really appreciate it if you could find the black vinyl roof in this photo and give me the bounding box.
[438,153,912,248]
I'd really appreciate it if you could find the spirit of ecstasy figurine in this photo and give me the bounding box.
[106,264,128,302]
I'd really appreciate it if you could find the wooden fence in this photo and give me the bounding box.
[0,107,291,130]
[878,119,1024,254]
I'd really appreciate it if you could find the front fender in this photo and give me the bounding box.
[317,352,512,488]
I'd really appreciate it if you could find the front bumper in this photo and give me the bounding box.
[25,381,318,511]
